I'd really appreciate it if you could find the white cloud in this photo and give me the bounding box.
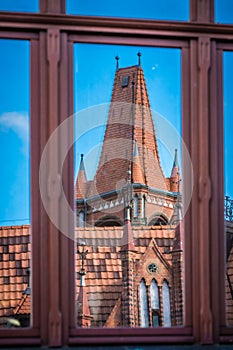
[0,112,29,154]
[152,64,159,70]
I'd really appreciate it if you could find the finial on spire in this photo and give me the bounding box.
[79,153,85,171]
[173,148,179,168]
[137,51,142,67]
[115,55,120,70]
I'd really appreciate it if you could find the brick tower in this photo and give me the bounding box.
[76,54,179,227]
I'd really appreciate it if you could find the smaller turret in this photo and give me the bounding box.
[170,149,181,193]
[75,154,87,199]
[77,242,92,327]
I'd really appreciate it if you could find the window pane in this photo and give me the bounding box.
[215,0,233,24]
[0,0,38,12]
[162,280,171,327]
[224,51,233,326]
[140,280,149,327]
[74,44,191,328]
[0,39,31,328]
[67,0,189,21]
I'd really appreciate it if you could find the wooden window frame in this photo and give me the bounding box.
[0,0,232,346]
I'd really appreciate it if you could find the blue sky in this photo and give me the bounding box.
[0,0,232,23]
[0,40,30,225]
[67,0,189,21]
[223,52,233,198]
[74,44,181,181]
[0,1,233,226]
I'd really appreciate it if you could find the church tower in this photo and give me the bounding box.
[76,53,179,228]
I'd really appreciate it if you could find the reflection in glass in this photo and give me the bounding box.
[224,52,233,326]
[0,40,31,328]
[215,0,233,24]
[140,279,149,327]
[162,280,171,327]
[74,44,184,328]
[0,0,39,12]
[67,0,189,21]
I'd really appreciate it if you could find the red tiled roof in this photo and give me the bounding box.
[13,292,30,315]
[0,225,30,320]
[0,224,176,327]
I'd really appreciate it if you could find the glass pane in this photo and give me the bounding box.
[215,0,233,24]
[224,51,233,326]
[74,44,192,328]
[0,40,31,328]
[0,0,38,12]
[67,0,189,21]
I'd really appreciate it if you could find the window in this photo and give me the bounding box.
[139,279,149,327]
[0,0,39,12]
[0,0,232,347]
[150,279,160,326]
[78,211,84,227]
[133,195,139,218]
[162,280,171,327]
[215,0,233,24]
[73,43,186,331]
[223,51,233,326]
[66,0,190,21]
[0,39,31,328]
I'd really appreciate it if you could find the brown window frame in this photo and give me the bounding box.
[0,0,232,346]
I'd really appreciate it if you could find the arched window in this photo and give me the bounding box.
[150,279,160,326]
[162,280,171,327]
[148,214,168,226]
[141,195,145,218]
[139,279,149,327]
[134,195,138,218]
[94,216,123,227]
[78,211,84,227]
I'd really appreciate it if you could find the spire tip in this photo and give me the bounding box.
[137,51,142,67]
[115,55,120,70]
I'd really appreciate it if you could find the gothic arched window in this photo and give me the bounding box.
[162,280,171,327]
[134,195,139,218]
[150,279,160,326]
[141,195,145,218]
[78,211,84,227]
[139,279,149,327]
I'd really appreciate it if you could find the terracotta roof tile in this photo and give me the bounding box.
[0,223,181,327]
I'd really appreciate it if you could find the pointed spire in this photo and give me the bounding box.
[173,148,179,168]
[172,201,183,251]
[170,149,181,192]
[132,140,145,184]
[120,205,136,326]
[120,211,135,252]
[120,201,135,252]
[94,64,168,196]
[76,154,87,198]
[77,243,92,327]
[137,51,142,67]
[115,55,120,70]
[79,153,85,171]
